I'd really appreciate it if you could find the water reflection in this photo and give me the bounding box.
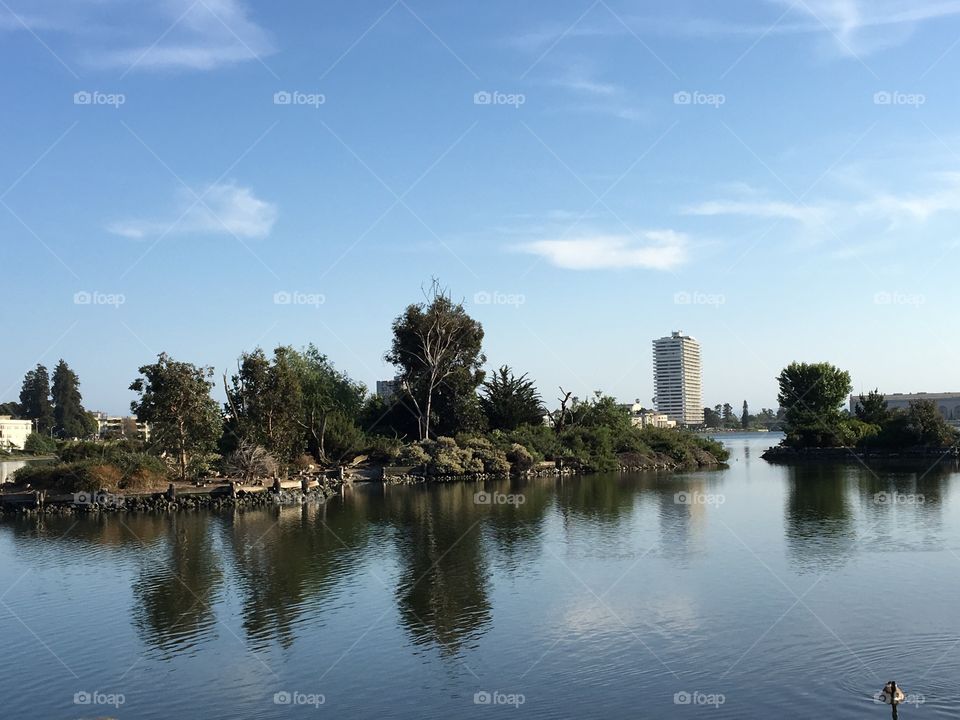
[132,514,222,655]
[389,484,492,654]
[784,464,856,573]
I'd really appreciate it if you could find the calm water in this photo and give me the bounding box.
[2,433,959,719]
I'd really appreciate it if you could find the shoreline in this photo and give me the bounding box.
[0,454,726,515]
[761,445,960,465]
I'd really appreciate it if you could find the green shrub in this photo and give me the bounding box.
[506,443,535,473]
[23,433,57,455]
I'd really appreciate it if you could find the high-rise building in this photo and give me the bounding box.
[653,331,704,426]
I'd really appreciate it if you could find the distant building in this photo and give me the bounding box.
[619,400,676,428]
[376,380,400,401]
[0,416,32,451]
[94,412,151,441]
[653,331,704,426]
[850,392,960,422]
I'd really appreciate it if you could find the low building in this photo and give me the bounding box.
[849,392,960,422]
[0,416,32,451]
[94,412,151,441]
[619,400,677,429]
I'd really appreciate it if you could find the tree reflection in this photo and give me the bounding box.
[784,464,855,573]
[388,484,491,654]
[132,513,222,655]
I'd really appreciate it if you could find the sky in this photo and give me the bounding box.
[1,0,959,415]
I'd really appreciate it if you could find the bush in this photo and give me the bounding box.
[362,436,403,463]
[506,443,535,473]
[23,433,57,455]
[397,443,430,467]
[224,442,278,482]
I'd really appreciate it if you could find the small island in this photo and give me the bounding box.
[762,361,959,464]
[1,282,727,514]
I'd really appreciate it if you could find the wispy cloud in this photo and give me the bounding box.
[685,171,960,240]
[108,182,277,240]
[1,0,275,72]
[516,230,688,270]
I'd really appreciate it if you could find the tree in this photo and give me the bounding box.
[906,400,957,447]
[479,365,544,431]
[386,280,485,440]
[224,347,304,464]
[130,353,223,481]
[703,406,721,428]
[288,345,366,462]
[0,401,22,417]
[51,360,95,438]
[855,389,890,426]
[19,364,54,434]
[741,400,750,429]
[23,432,56,454]
[777,362,852,447]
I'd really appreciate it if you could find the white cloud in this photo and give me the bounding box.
[683,199,828,225]
[517,230,688,270]
[1,0,274,72]
[108,182,277,240]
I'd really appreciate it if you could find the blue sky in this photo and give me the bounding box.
[1,0,959,414]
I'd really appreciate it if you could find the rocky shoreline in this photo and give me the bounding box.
[761,445,960,464]
[1,452,726,514]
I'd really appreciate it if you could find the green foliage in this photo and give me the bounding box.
[19,364,54,434]
[0,401,22,417]
[51,360,93,439]
[777,362,852,447]
[24,432,57,455]
[479,365,544,431]
[507,423,559,461]
[855,389,890,426]
[130,353,223,481]
[506,443,535,473]
[385,279,485,440]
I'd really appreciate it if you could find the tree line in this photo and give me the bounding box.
[5,280,727,483]
[775,361,958,449]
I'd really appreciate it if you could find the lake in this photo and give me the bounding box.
[1,432,957,718]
